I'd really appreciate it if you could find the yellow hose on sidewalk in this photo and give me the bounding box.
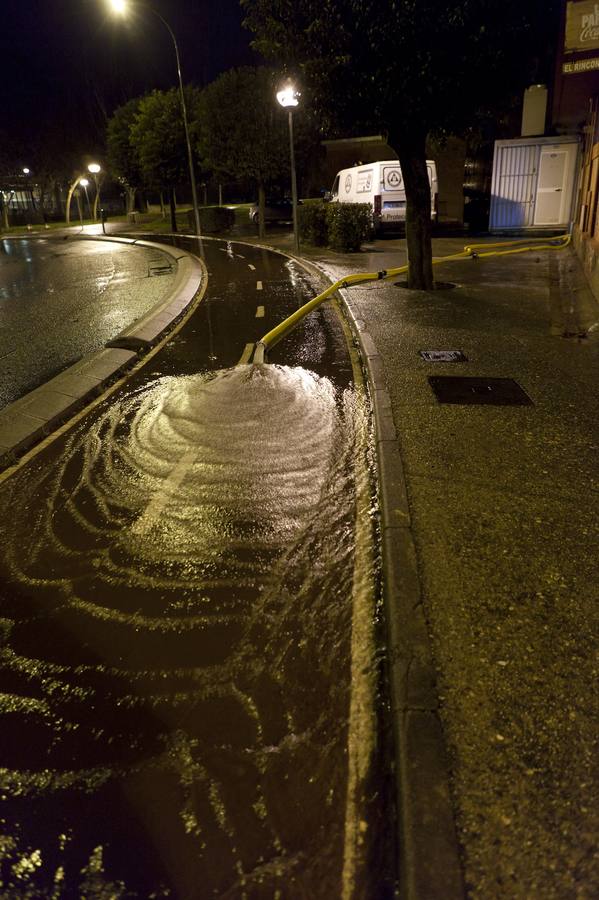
[252,233,570,363]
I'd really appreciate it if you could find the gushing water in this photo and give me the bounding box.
[0,364,375,898]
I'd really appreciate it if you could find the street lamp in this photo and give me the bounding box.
[88,162,102,220]
[79,178,92,221]
[22,168,34,227]
[107,0,201,237]
[277,83,300,253]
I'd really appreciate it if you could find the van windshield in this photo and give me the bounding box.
[331,175,340,198]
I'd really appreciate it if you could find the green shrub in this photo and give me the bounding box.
[298,202,328,246]
[325,202,372,252]
[188,206,235,233]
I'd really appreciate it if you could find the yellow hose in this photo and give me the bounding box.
[252,233,571,362]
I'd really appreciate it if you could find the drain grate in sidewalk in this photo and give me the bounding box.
[148,260,174,276]
[428,376,533,406]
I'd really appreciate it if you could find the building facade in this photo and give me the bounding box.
[553,0,599,296]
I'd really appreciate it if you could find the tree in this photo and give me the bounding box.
[129,87,202,231]
[242,0,560,288]
[198,66,303,237]
[106,98,144,215]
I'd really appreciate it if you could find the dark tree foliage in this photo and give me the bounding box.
[242,0,560,287]
[106,98,144,213]
[130,87,202,193]
[198,66,321,236]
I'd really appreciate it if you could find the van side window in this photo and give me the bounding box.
[331,175,340,198]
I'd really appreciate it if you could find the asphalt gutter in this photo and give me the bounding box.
[220,235,465,899]
[0,235,204,467]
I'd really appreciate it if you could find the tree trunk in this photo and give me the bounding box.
[169,187,177,232]
[160,192,166,219]
[390,130,434,291]
[258,182,266,239]
[65,178,80,226]
[127,187,136,215]
[92,179,102,222]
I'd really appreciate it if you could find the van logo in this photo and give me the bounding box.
[383,168,403,190]
[344,174,352,193]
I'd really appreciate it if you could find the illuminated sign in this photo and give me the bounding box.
[562,55,599,72]
[565,1,599,51]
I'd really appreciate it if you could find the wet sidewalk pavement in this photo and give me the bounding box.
[235,230,599,898]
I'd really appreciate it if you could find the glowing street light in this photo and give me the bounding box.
[106,0,201,237]
[87,162,102,220]
[79,178,92,220]
[22,167,30,175]
[277,83,301,253]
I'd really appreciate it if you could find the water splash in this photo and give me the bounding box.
[0,364,371,897]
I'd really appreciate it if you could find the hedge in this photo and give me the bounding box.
[298,202,328,246]
[298,201,372,252]
[325,202,373,252]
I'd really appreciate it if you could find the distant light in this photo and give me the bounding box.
[108,0,127,14]
[277,85,300,108]
[79,178,90,187]
[88,163,101,174]
[22,167,30,175]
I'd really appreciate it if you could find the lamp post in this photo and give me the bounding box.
[276,83,300,253]
[108,0,201,237]
[79,178,92,221]
[22,168,33,228]
[88,162,102,221]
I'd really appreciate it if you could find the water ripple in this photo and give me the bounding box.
[0,364,366,897]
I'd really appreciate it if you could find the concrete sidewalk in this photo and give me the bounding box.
[242,231,599,898]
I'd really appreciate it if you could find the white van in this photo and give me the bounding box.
[328,160,438,231]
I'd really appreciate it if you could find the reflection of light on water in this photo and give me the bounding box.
[0,364,370,897]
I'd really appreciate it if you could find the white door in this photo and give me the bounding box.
[534,148,569,225]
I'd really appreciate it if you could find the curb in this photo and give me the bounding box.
[228,238,465,898]
[0,235,204,467]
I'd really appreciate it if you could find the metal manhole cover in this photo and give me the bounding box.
[428,376,533,406]
[419,350,467,362]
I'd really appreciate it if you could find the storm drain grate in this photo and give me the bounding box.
[148,261,174,276]
[428,376,533,406]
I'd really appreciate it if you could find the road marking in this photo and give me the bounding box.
[256,280,263,290]
[132,447,197,536]
[237,253,245,259]
[237,342,254,365]
[255,306,265,318]
[248,264,256,271]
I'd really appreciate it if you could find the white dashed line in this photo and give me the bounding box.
[256,281,263,290]
[248,264,256,271]
[237,343,254,365]
[256,306,265,318]
[132,447,197,535]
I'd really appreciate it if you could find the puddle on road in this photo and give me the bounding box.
[0,365,381,898]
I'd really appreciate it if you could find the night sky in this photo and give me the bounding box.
[0,0,258,163]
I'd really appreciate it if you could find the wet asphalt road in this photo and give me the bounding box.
[0,237,392,898]
[0,237,176,410]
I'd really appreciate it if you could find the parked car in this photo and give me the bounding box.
[249,198,302,224]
